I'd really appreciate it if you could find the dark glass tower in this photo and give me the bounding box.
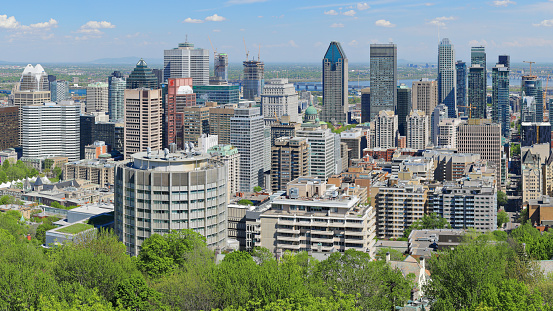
[492,62,510,137]
[522,76,544,122]
[242,60,264,100]
[321,41,348,124]
[396,84,411,136]
[455,61,467,116]
[215,53,228,82]
[361,88,371,123]
[498,55,510,69]
[468,65,486,119]
[369,43,397,121]
[126,59,159,89]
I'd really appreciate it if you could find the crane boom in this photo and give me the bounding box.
[243,38,249,60]
[524,61,536,75]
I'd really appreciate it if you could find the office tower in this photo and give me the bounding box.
[80,115,124,158]
[296,126,336,179]
[19,64,49,91]
[412,78,438,117]
[406,110,429,149]
[437,118,464,148]
[0,107,19,149]
[181,106,210,145]
[165,78,197,148]
[340,128,367,162]
[209,105,235,145]
[124,89,162,159]
[86,82,109,113]
[50,80,70,102]
[369,43,397,121]
[397,84,411,136]
[215,53,228,82]
[373,110,398,148]
[521,122,552,147]
[243,60,265,101]
[263,126,271,173]
[498,55,510,69]
[438,38,457,118]
[270,137,310,191]
[468,65,486,119]
[457,119,501,165]
[163,41,210,86]
[114,150,228,256]
[207,145,240,197]
[151,69,163,86]
[21,102,80,161]
[230,107,264,191]
[361,88,371,123]
[193,85,240,105]
[431,104,448,146]
[321,41,348,124]
[492,63,510,137]
[261,78,299,123]
[109,70,122,81]
[471,46,486,69]
[126,59,159,89]
[455,61,467,115]
[270,116,301,145]
[108,77,125,121]
[522,75,544,122]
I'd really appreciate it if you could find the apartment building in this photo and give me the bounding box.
[270,137,310,191]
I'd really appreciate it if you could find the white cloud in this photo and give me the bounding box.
[324,10,339,15]
[213,29,221,32]
[533,19,553,27]
[183,18,204,23]
[427,16,456,27]
[0,15,19,29]
[24,19,58,30]
[330,23,344,28]
[468,39,488,46]
[357,3,370,10]
[205,14,226,22]
[348,40,358,46]
[492,0,515,7]
[0,15,58,41]
[343,10,356,16]
[289,40,298,48]
[78,21,115,34]
[375,19,395,27]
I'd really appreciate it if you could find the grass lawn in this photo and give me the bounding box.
[57,223,94,234]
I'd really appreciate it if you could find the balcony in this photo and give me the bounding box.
[310,237,334,243]
[277,219,296,226]
[276,227,300,234]
[278,243,301,250]
[277,235,300,242]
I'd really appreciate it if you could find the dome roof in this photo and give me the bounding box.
[305,105,318,115]
[177,85,193,95]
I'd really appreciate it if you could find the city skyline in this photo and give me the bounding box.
[2,0,553,63]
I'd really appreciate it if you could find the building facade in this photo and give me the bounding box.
[412,78,438,118]
[207,144,240,197]
[50,80,70,102]
[163,42,210,86]
[165,78,197,148]
[468,65,486,119]
[455,61,467,115]
[321,41,348,124]
[296,127,336,180]
[397,84,411,137]
[0,106,19,150]
[108,77,126,121]
[193,85,240,105]
[373,110,398,148]
[438,38,457,118]
[406,110,429,149]
[126,59,159,90]
[214,53,228,82]
[457,120,501,165]
[124,89,162,159]
[86,82,109,113]
[242,60,265,101]
[270,137,310,191]
[492,63,510,138]
[261,78,299,123]
[369,44,397,121]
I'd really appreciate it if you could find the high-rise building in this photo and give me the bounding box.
[86,82,109,113]
[492,63,510,137]
[369,44,397,121]
[412,78,438,117]
[126,59,159,90]
[373,110,398,148]
[498,55,510,69]
[437,118,464,149]
[471,46,486,68]
[406,110,429,149]
[230,107,264,191]
[108,77,126,121]
[165,78,196,148]
[438,38,457,118]
[181,106,210,145]
[124,89,162,159]
[296,126,336,179]
[209,105,235,145]
[193,85,240,105]
[163,41,210,86]
[321,41,348,124]
[50,80,70,102]
[114,151,228,256]
[21,102,80,161]
[242,60,265,101]
[522,76,544,122]
[261,78,299,123]
[270,137,310,191]
[521,122,552,147]
[214,53,228,82]
[397,84,411,136]
[19,64,49,91]
[360,88,371,123]
[457,119,501,165]
[431,104,449,146]
[468,65,486,119]
[0,106,19,150]
[207,144,240,198]
[340,128,367,164]
[270,116,301,145]
[455,61,467,115]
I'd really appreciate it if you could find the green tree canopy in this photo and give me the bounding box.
[497,210,510,228]
[404,212,451,238]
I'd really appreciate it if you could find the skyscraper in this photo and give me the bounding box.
[261,78,299,123]
[242,60,265,101]
[492,62,510,138]
[123,89,162,159]
[471,46,486,69]
[373,110,398,148]
[455,61,467,115]
[406,110,429,149]
[126,59,159,90]
[361,88,371,123]
[270,137,310,191]
[321,41,348,124]
[468,65,486,119]
[19,64,49,91]
[369,43,397,121]
[397,84,411,136]
[164,41,210,85]
[165,78,196,148]
[412,79,438,117]
[438,38,457,118]
[109,77,125,121]
[86,82,109,113]
[50,80,70,102]
[498,55,510,69]
[214,53,228,82]
[431,104,448,146]
[522,75,544,122]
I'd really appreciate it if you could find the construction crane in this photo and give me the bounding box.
[208,35,217,60]
[258,44,261,61]
[524,61,536,75]
[243,38,249,60]
[274,111,279,123]
[458,104,475,119]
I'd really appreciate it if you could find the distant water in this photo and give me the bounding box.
[69,88,86,96]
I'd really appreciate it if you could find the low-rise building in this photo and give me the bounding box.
[63,159,116,189]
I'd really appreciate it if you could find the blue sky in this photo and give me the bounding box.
[2,0,553,64]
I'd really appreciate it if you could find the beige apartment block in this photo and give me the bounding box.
[412,79,438,117]
[124,89,162,159]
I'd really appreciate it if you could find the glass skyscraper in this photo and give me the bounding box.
[438,38,457,118]
[369,43,397,121]
[522,76,544,122]
[468,65,486,119]
[492,62,510,137]
[109,77,126,121]
[455,61,466,116]
[321,41,348,124]
[242,60,265,101]
[397,84,411,136]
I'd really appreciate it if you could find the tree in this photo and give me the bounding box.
[253,186,262,193]
[497,210,510,228]
[475,278,545,311]
[112,274,165,310]
[36,223,56,244]
[53,166,62,180]
[0,195,15,205]
[511,143,521,157]
[376,247,405,261]
[238,199,253,206]
[404,213,450,238]
[497,191,508,206]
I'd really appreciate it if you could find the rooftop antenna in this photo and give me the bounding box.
[243,38,249,61]
[185,34,188,43]
[258,44,261,61]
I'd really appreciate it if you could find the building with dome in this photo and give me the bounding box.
[126,59,159,90]
[165,78,196,149]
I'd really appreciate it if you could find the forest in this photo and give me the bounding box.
[1,209,553,311]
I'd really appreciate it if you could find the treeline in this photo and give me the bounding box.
[1,208,553,310]
[0,160,40,183]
